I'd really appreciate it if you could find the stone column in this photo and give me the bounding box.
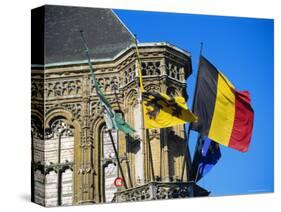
[79,73,95,203]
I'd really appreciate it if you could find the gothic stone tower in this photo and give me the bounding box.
[31,5,198,207]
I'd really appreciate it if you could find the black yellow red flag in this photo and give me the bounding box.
[191,56,254,152]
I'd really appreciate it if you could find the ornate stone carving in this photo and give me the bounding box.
[45,79,82,98]
[33,161,74,175]
[144,84,160,92]
[90,101,103,118]
[45,118,74,139]
[141,61,161,76]
[31,80,44,99]
[114,183,151,202]
[91,75,120,94]
[113,182,209,202]
[123,65,136,85]
[63,103,82,120]
[45,103,82,122]
[31,115,44,139]
[166,62,181,80]
[125,89,138,106]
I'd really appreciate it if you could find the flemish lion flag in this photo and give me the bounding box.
[142,91,197,129]
[191,56,254,152]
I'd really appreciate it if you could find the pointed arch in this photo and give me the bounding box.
[44,108,81,205]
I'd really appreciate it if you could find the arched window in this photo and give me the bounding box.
[43,118,74,206]
[31,115,43,204]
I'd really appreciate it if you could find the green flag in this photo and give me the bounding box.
[96,84,135,135]
[80,31,135,135]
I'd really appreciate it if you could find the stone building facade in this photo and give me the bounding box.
[31,5,206,207]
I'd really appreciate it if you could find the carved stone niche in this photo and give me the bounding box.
[141,61,161,76]
[123,65,136,85]
[91,75,120,94]
[45,79,82,98]
[165,62,181,81]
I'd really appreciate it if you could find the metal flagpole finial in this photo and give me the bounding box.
[79,29,84,40]
[79,29,89,51]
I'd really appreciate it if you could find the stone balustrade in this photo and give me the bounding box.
[113,181,209,203]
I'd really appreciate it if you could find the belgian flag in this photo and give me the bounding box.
[191,56,254,152]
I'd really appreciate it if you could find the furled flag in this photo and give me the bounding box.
[191,56,254,152]
[142,91,197,129]
[190,136,221,182]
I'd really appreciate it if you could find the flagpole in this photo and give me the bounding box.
[180,42,204,182]
[146,129,155,181]
[134,35,144,92]
[190,134,202,182]
[80,30,129,189]
[134,35,147,183]
[134,35,155,182]
[180,125,192,181]
[79,30,99,90]
[112,86,134,187]
[108,129,128,189]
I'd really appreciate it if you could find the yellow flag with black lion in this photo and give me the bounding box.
[142,91,197,129]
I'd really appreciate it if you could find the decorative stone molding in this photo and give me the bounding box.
[123,64,136,86]
[141,61,161,76]
[91,75,120,94]
[32,161,74,175]
[45,103,82,122]
[44,79,82,98]
[113,182,209,202]
[166,61,181,81]
[32,80,44,99]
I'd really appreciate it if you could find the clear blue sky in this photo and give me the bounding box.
[115,9,274,196]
